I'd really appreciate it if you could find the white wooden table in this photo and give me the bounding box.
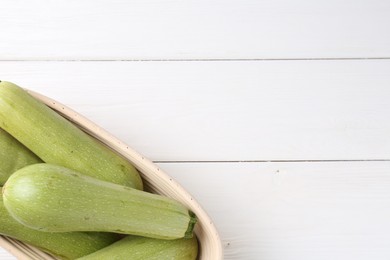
[1,1,390,259]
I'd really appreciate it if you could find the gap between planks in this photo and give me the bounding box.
[154,159,390,164]
[0,57,390,62]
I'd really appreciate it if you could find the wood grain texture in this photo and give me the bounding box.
[0,0,389,60]
[0,60,389,161]
[159,161,390,260]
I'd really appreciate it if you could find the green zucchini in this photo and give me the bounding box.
[0,128,42,185]
[0,81,142,190]
[3,163,197,240]
[77,235,198,260]
[0,192,119,260]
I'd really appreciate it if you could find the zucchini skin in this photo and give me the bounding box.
[3,164,197,240]
[0,193,119,260]
[0,81,142,190]
[0,128,42,185]
[77,235,198,260]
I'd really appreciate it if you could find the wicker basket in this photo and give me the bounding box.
[0,90,222,260]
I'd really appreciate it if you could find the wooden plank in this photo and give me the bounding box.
[0,60,389,161]
[158,161,390,260]
[0,247,16,260]
[0,0,389,60]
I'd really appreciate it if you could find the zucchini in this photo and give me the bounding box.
[0,128,42,185]
[0,81,142,190]
[3,164,197,240]
[0,192,119,260]
[77,235,198,260]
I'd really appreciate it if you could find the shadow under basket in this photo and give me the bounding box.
[0,90,223,260]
